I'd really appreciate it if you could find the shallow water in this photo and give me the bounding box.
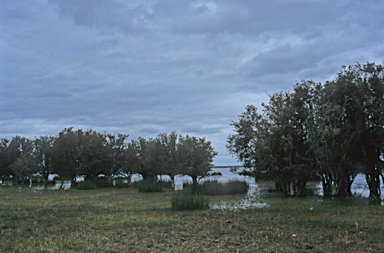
[2,168,383,210]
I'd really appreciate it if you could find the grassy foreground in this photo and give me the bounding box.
[0,187,383,252]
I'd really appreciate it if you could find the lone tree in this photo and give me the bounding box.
[178,135,218,185]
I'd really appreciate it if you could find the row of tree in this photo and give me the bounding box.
[0,129,218,188]
[227,63,384,197]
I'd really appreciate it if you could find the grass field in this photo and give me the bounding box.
[0,185,383,252]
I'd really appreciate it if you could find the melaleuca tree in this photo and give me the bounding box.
[9,152,40,187]
[262,84,315,196]
[228,81,317,196]
[227,105,271,179]
[307,102,357,196]
[102,133,130,182]
[0,138,12,182]
[51,128,82,187]
[131,137,159,181]
[177,135,218,185]
[325,63,384,197]
[7,136,34,184]
[122,140,141,183]
[77,130,106,181]
[34,136,54,189]
[147,132,182,188]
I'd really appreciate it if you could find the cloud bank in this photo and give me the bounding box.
[1,0,384,165]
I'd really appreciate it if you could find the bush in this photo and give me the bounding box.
[93,177,113,188]
[171,192,209,211]
[136,180,163,193]
[159,180,173,189]
[75,180,96,190]
[182,182,206,195]
[183,180,249,196]
[113,180,130,188]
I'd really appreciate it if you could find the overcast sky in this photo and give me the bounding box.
[1,0,384,165]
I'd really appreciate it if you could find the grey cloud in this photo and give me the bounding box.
[2,0,384,165]
[181,123,223,135]
[48,0,154,34]
[139,125,160,134]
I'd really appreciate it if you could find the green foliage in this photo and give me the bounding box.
[75,180,97,190]
[177,135,218,184]
[135,179,164,193]
[113,180,130,188]
[92,177,113,188]
[228,62,384,197]
[183,180,249,196]
[171,191,209,211]
[0,127,217,192]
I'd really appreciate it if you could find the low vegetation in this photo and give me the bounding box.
[183,179,249,196]
[171,191,209,211]
[134,179,165,193]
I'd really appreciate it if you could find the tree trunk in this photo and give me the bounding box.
[322,174,332,197]
[364,148,381,197]
[170,175,176,189]
[192,176,198,185]
[278,178,307,196]
[71,176,76,188]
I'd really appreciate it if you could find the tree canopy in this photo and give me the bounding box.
[228,62,384,197]
[0,129,218,188]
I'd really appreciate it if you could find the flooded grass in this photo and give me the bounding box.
[1,185,384,252]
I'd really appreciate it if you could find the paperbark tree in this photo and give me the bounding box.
[177,135,218,185]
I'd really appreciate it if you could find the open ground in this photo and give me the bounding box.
[0,185,383,252]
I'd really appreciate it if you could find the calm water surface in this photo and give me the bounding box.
[2,168,383,210]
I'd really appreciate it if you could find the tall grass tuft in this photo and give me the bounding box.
[75,180,96,190]
[135,180,164,193]
[183,179,249,195]
[93,177,113,188]
[171,191,209,211]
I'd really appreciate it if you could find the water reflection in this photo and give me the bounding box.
[211,183,268,211]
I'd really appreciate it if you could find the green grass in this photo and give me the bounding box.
[171,191,209,211]
[75,180,97,190]
[0,184,383,252]
[134,179,164,193]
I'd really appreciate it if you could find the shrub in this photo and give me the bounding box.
[159,180,173,189]
[182,182,206,195]
[93,177,113,188]
[136,180,163,193]
[183,180,249,196]
[208,180,249,195]
[114,180,130,188]
[171,192,209,211]
[75,180,96,190]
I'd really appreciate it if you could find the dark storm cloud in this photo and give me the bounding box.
[1,0,384,165]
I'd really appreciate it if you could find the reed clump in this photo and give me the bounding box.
[183,179,249,196]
